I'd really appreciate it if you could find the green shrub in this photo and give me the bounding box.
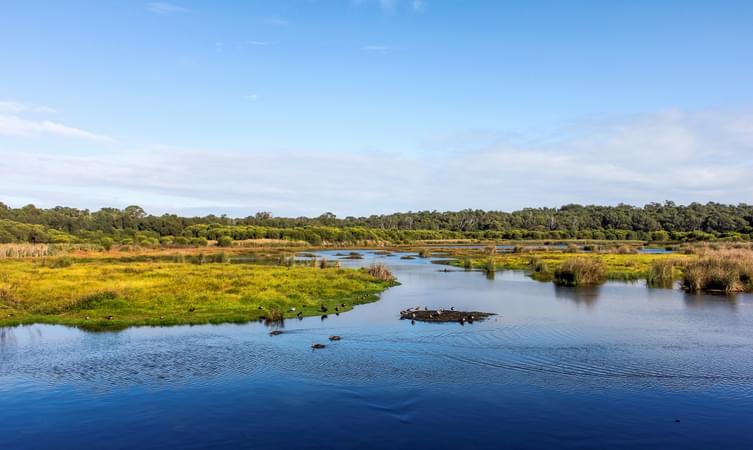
[217,236,233,247]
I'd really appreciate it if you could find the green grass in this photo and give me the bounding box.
[445,250,695,284]
[0,258,396,330]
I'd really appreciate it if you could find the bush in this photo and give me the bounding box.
[367,263,395,282]
[217,236,233,247]
[100,237,114,251]
[190,237,208,247]
[554,257,607,286]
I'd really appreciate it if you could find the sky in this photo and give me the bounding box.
[1,0,753,217]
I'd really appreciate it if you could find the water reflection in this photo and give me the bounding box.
[553,285,601,307]
[683,292,739,310]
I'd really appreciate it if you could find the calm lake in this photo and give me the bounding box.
[2,250,753,449]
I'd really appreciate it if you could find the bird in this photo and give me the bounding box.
[329,335,341,341]
[311,343,326,349]
[411,320,415,325]
[320,305,328,313]
[269,330,284,336]
[335,307,339,312]
[106,315,113,320]
[450,306,455,311]
[296,311,303,318]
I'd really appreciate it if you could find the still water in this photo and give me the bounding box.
[2,250,753,449]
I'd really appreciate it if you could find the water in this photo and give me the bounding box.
[2,250,752,449]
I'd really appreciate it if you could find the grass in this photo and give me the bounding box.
[447,249,694,283]
[0,257,396,330]
[646,259,682,288]
[682,249,753,293]
[367,263,396,282]
[553,257,607,286]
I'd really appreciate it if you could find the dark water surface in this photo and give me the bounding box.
[2,251,753,449]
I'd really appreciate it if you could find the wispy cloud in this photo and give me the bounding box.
[246,40,270,47]
[264,17,289,26]
[0,102,113,142]
[0,101,56,114]
[146,2,188,15]
[361,44,391,53]
[352,0,426,14]
[4,108,753,215]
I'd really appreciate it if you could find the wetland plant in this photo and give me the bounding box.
[553,257,607,286]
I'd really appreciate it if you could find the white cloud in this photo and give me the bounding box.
[246,40,270,47]
[0,101,56,114]
[0,115,113,142]
[2,108,752,216]
[146,2,188,15]
[352,0,426,13]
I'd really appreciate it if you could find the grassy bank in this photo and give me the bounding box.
[0,258,396,330]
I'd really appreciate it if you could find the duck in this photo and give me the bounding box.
[296,311,303,318]
[329,335,341,341]
[320,305,328,313]
[321,314,328,321]
[311,343,326,349]
[269,330,284,336]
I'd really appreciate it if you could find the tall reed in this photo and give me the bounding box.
[554,257,607,286]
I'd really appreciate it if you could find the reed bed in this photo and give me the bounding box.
[682,249,753,293]
[553,257,607,286]
[1,244,50,258]
[645,259,681,287]
[367,263,396,282]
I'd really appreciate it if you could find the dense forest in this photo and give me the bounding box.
[1,201,752,245]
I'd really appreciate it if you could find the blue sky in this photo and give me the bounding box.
[2,0,753,216]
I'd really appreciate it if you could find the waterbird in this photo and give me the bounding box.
[296,311,303,318]
[311,343,326,349]
[450,306,455,311]
[269,330,284,336]
[329,335,341,341]
[320,305,328,312]
[106,315,113,320]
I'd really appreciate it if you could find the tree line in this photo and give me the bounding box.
[1,201,752,244]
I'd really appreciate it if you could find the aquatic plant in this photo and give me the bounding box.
[554,257,607,286]
[682,250,753,293]
[367,263,395,282]
[646,259,678,287]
